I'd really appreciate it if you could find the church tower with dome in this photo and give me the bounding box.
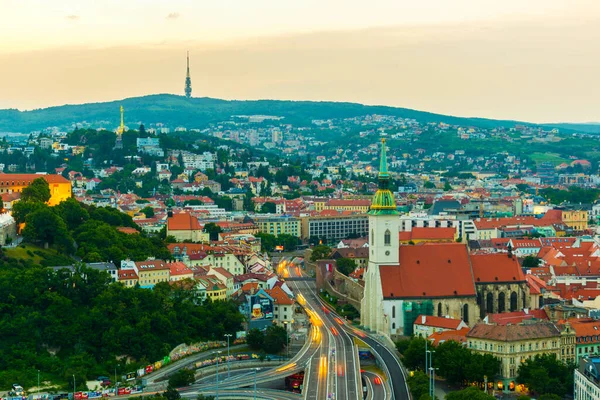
[361,139,400,334]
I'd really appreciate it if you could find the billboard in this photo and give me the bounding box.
[250,294,273,321]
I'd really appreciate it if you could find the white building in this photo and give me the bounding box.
[574,357,600,400]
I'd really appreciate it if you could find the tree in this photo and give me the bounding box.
[55,198,90,230]
[402,336,427,371]
[140,206,155,218]
[263,325,288,354]
[517,354,573,397]
[406,370,430,399]
[445,387,494,400]
[164,386,181,400]
[21,177,51,203]
[168,369,195,388]
[336,258,357,276]
[310,245,331,262]
[443,182,452,191]
[423,181,436,189]
[22,206,73,252]
[538,395,561,400]
[521,256,540,269]
[246,329,264,350]
[203,222,222,241]
[259,202,277,214]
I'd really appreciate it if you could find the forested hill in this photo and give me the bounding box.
[0,94,592,133]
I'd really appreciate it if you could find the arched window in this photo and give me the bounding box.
[384,229,391,246]
[437,302,442,317]
[463,304,469,324]
[486,292,494,314]
[510,292,518,312]
[392,305,396,319]
[498,292,506,313]
[371,229,374,245]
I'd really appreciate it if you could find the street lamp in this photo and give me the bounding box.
[429,367,439,398]
[115,364,120,394]
[253,368,260,400]
[214,351,222,400]
[73,375,76,395]
[426,349,435,396]
[283,321,290,360]
[224,334,233,379]
[37,370,40,397]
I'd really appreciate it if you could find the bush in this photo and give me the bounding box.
[168,369,195,388]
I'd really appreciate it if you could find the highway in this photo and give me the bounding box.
[180,386,302,400]
[284,259,362,400]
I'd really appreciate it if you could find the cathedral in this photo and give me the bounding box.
[361,140,531,339]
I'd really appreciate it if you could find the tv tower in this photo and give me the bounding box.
[184,51,192,98]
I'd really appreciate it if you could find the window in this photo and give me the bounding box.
[392,306,396,319]
[384,229,391,246]
[371,229,374,245]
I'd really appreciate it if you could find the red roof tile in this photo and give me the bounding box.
[414,315,465,330]
[471,254,525,283]
[380,243,476,299]
[167,212,202,231]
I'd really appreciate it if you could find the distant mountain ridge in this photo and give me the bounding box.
[0,94,597,134]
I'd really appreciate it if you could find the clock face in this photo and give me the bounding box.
[385,251,390,256]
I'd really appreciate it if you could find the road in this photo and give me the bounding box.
[282,257,409,400]
[283,258,361,400]
[180,386,302,400]
[363,371,387,400]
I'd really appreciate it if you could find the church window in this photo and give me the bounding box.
[463,304,469,324]
[498,292,506,313]
[392,305,396,319]
[384,229,391,246]
[437,302,442,317]
[510,291,518,312]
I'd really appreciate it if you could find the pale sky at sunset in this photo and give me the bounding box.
[0,0,599,122]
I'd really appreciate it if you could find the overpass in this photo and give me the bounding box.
[285,277,315,282]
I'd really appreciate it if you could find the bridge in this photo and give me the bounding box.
[285,277,315,282]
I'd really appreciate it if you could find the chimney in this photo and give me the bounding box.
[422,315,426,324]
[507,243,513,258]
[524,308,529,315]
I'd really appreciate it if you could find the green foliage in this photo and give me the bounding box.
[407,370,429,399]
[310,245,331,262]
[254,233,300,252]
[521,256,540,269]
[164,385,181,400]
[445,386,494,400]
[140,206,155,218]
[517,354,574,397]
[516,396,532,400]
[168,369,196,388]
[0,262,243,389]
[395,338,411,355]
[538,395,561,400]
[423,181,436,189]
[245,326,288,354]
[196,395,215,400]
[22,205,74,254]
[21,177,51,203]
[246,329,264,351]
[402,336,428,371]
[336,258,357,276]
[443,182,452,191]
[203,223,222,241]
[259,202,277,214]
[539,186,600,204]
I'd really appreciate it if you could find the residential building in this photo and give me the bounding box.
[267,285,295,325]
[169,261,194,281]
[568,319,600,363]
[208,267,235,298]
[398,227,457,244]
[133,260,170,288]
[255,216,301,238]
[324,199,372,213]
[467,321,568,392]
[574,356,600,400]
[300,213,369,242]
[413,315,468,338]
[562,209,589,231]
[0,173,71,206]
[166,213,209,242]
[118,269,139,288]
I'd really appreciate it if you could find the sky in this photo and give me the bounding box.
[0,0,599,123]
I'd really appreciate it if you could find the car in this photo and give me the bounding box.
[373,376,382,385]
[100,380,111,387]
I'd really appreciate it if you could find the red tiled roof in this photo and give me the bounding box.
[117,226,139,235]
[471,254,525,283]
[414,315,465,330]
[400,227,455,241]
[267,286,294,306]
[526,274,547,295]
[170,261,193,276]
[487,309,548,325]
[118,269,138,280]
[467,321,560,341]
[428,327,469,346]
[0,173,69,184]
[567,318,600,340]
[380,243,476,299]
[134,260,170,270]
[167,212,202,231]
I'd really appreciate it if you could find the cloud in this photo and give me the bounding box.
[166,12,180,20]
[65,15,80,21]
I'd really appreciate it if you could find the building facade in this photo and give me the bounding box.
[255,216,301,238]
[0,173,71,206]
[300,214,369,242]
[575,356,600,400]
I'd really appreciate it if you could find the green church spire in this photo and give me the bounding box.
[369,138,398,215]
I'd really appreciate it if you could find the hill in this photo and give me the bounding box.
[0,94,592,133]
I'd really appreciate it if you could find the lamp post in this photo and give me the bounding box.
[224,334,232,379]
[426,350,435,397]
[73,375,76,396]
[425,340,428,376]
[115,364,119,394]
[37,370,40,396]
[253,368,260,400]
[283,321,289,360]
[430,367,439,399]
[215,351,222,400]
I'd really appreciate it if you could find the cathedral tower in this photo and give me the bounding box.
[361,139,399,334]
